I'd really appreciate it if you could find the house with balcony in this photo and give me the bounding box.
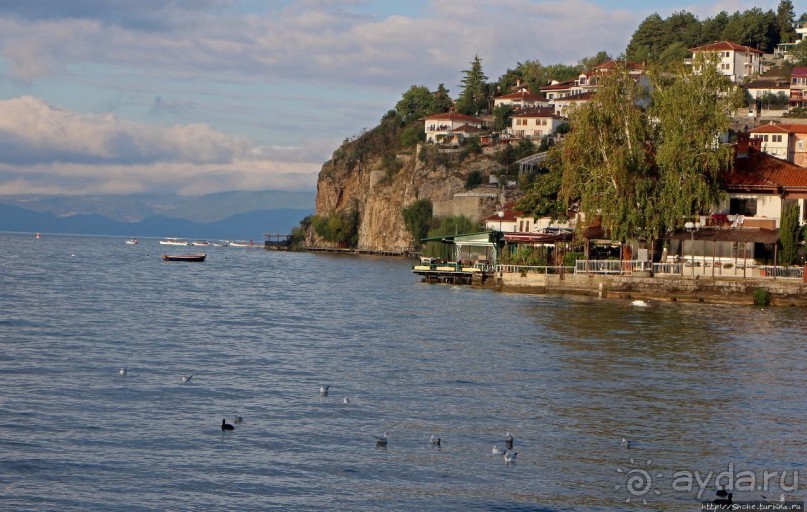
[509,107,565,139]
[423,112,485,144]
[688,41,763,83]
[790,67,807,108]
[749,123,807,166]
[552,91,596,117]
[493,90,550,110]
[776,21,807,60]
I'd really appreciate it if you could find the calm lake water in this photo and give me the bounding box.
[0,232,804,511]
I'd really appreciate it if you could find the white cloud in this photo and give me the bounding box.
[0,96,322,195]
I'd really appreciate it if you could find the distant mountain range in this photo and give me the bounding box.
[0,190,316,240]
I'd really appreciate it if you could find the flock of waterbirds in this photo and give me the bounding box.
[117,370,525,463]
[116,369,788,504]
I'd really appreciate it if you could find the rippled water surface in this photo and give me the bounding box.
[1,233,805,511]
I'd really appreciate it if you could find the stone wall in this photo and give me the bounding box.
[496,271,807,306]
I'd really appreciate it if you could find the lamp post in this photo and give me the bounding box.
[497,210,504,233]
[684,220,701,277]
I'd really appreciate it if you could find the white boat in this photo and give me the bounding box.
[159,238,190,246]
[212,241,230,247]
[191,240,209,246]
[125,238,139,245]
[229,240,253,247]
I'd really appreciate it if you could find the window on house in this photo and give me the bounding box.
[798,141,804,150]
[772,135,782,143]
[525,221,530,232]
[763,135,769,142]
[730,198,758,216]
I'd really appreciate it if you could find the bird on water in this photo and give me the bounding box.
[374,432,388,446]
[430,435,441,447]
[492,445,506,455]
[181,374,192,382]
[233,415,243,424]
[222,419,235,431]
[119,368,127,377]
[504,432,513,449]
[504,451,518,463]
[320,384,330,395]
[621,437,632,449]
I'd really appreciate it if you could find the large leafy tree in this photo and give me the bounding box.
[558,64,655,244]
[395,85,435,123]
[522,59,744,249]
[456,55,489,115]
[650,55,745,233]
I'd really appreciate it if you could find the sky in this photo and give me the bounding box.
[0,0,790,196]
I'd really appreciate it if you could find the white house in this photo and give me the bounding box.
[688,41,763,83]
[493,90,550,110]
[748,123,807,167]
[423,112,485,144]
[509,107,565,139]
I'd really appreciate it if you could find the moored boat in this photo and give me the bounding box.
[159,238,189,246]
[125,237,139,245]
[162,253,206,262]
[229,240,253,247]
[191,240,209,246]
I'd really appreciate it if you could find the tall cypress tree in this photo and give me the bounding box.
[776,0,797,43]
[456,55,489,116]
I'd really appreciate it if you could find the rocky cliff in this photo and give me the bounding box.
[312,138,504,251]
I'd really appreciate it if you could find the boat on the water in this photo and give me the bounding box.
[191,240,209,246]
[159,238,189,246]
[125,237,139,245]
[229,240,252,247]
[162,253,206,262]
[212,240,230,247]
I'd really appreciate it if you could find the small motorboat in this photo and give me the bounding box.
[162,253,206,262]
[125,237,139,245]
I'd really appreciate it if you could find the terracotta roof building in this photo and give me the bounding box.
[689,41,762,83]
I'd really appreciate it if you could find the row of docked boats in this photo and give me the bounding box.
[137,237,255,247]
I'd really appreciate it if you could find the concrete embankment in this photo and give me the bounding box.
[490,271,807,306]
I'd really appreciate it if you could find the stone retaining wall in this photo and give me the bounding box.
[496,271,807,306]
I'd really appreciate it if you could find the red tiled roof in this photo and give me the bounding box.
[690,41,763,54]
[792,67,807,78]
[453,123,485,133]
[726,150,807,190]
[749,123,807,134]
[511,107,563,119]
[495,90,547,101]
[742,79,790,90]
[424,112,482,122]
[540,81,575,91]
[486,202,521,222]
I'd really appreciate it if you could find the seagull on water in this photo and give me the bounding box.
[233,415,243,424]
[221,419,235,431]
[181,374,193,382]
[320,384,330,395]
[119,368,127,377]
[374,432,388,446]
[343,398,350,404]
[504,451,518,463]
[631,299,649,307]
[621,437,632,449]
[430,435,441,447]
[492,445,507,455]
[504,432,514,449]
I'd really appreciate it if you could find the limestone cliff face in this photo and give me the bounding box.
[312,143,501,251]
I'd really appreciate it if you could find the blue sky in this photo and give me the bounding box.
[0,0,790,196]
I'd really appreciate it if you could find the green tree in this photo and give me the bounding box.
[626,13,665,62]
[700,11,730,45]
[464,169,484,189]
[517,148,566,221]
[402,198,433,248]
[311,208,360,248]
[778,201,800,265]
[396,85,435,123]
[558,64,655,244]
[456,55,489,115]
[579,51,612,70]
[493,104,514,131]
[424,215,477,259]
[288,215,312,251]
[650,55,745,237]
[433,83,453,113]
[776,0,798,44]
[400,121,426,147]
[790,39,807,65]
